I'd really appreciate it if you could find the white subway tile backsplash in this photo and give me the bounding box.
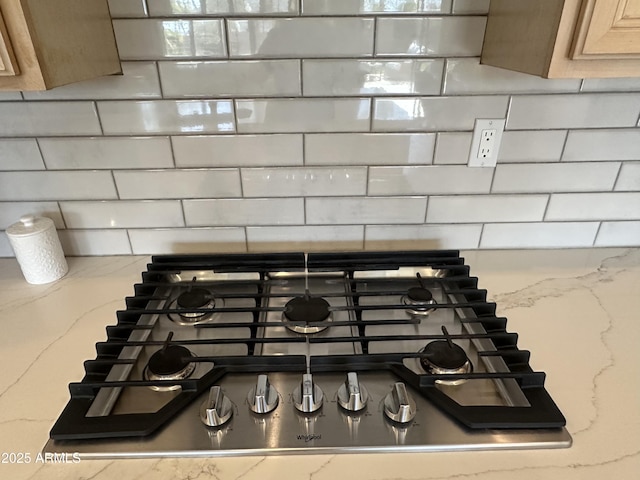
[98,100,235,135]
[433,132,471,165]
[614,163,640,191]
[242,167,367,197]
[546,193,640,221]
[303,59,443,96]
[236,98,370,133]
[492,162,620,193]
[247,225,364,252]
[0,172,117,201]
[0,202,65,229]
[0,103,101,137]
[113,19,226,60]
[159,60,300,98]
[60,201,184,228]
[22,63,161,100]
[581,77,640,92]
[498,131,566,163]
[426,195,548,223]
[228,18,374,58]
[114,169,241,199]
[444,58,581,95]
[365,224,482,249]
[39,137,173,170]
[173,134,302,167]
[128,228,246,254]
[0,3,637,252]
[373,96,508,131]
[108,0,148,17]
[0,140,44,170]
[507,94,640,130]
[595,221,640,246]
[376,17,486,56]
[480,222,599,248]
[306,197,427,224]
[58,229,132,255]
[369,166,493,195]
[148,0,298,16]
[451,0,489,14]
[302,0,451,14]
[562,129,640,161]
[184,198,304,225]
[305,133,435,165]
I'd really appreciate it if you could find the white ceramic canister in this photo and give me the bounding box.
[5,215,69,284]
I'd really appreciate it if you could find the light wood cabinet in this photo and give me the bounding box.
[482,0,640,78]
[0,0,121,91]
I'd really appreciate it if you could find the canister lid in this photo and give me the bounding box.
[6,215,55,237]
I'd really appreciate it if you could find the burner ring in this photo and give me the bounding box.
[283,296,331,334]
[402,292,436,316]
[419,340,472,386]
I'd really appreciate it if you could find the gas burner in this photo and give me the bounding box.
[282,295,332,334]
[143,335,197,391]
[402,273,436,316]
[419,326,472,386]
[168,286,223,325]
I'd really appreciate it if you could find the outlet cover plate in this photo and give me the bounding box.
[468,118,506,167]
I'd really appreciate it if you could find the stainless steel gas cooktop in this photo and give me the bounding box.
[44,251,571,458]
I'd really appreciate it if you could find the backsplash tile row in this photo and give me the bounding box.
[1,3,639,255]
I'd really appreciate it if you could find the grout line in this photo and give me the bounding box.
[179,199,187,227]
[34,138,48,170]
[303,196,307,224]
[372,16,378,57]
[439,59,447,95]
[222,18,231,58]
[125,229,134,254]
[488,163,497,193]
[299,59,304,96]
[57,202,68,229]
[94,101,105,136]
[238,168,245,197]
[231,99,239,134]
[541,194,552,221]
[477,223,485,248]
[155,61,165,99]
[243,226,249,252]
[558,129,570,161]
[301,133,307,165]
[611,162,624,191]
[368,98,375,132]
[592,221,603,247]
[578,79,585,92]
[111,170,121,200]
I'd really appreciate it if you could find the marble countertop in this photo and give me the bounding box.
[0,249,638,479]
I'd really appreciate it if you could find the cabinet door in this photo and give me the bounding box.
[572,0,640,58]
[0,9,19,76]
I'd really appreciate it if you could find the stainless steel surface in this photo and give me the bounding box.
[337,372,369,412]
[383,382,417,424]
[292,374,323,414]
[44,371,572,458]
[200,386,234,427]
[43,263,572,458]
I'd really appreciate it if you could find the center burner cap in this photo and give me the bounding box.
[283,296,331,334]
[177,287,213,310]
[407,287,433,303]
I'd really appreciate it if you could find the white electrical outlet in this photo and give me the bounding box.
[468,119,505,167]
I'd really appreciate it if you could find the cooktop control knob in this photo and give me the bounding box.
[247,374,279,414]
[337,372,369,412]
[293,373,323,413]
[383,382,416,424]
[200,386,233,427]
